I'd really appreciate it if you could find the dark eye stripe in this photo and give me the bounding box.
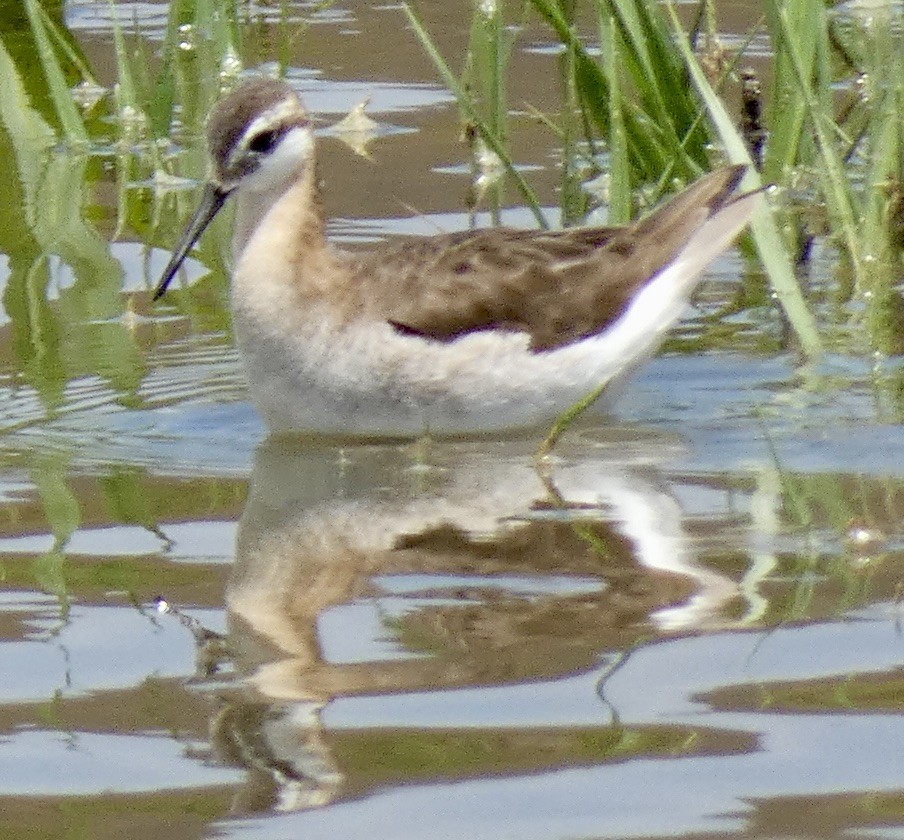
[248,129,279,154]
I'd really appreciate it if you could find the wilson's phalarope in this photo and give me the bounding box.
[154,78,760,437]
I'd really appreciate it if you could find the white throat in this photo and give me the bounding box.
[230,125,314,261]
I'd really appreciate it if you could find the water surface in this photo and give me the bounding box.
[0,2,903,838]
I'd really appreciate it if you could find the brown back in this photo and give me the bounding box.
[354,166,747,352]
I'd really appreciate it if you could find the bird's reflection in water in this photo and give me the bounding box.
[214,430,741,813]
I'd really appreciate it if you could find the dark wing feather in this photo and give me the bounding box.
[353,166,746,352]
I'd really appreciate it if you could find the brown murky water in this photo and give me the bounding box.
[1,2,903,838]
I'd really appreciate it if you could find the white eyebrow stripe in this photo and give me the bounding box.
[243,98,306,145]
[224,96,308,173]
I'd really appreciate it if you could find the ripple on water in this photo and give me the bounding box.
[0,336,260,476]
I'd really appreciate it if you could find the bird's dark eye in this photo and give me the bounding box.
[248,130,278,154]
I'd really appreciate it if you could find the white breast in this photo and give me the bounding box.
[230,279,687,436]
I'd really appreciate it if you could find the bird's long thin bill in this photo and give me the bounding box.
[152,183,229,300]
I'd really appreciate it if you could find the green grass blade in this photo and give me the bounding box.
[402,2,546,226]
[0,38,56,195]
[599,10,630,222]
[536,379,609,459]
[107,0,139,108]
[761,0,820,181]
[774,3,864,286]
[22,0,88,142]
[529,0,679,179]
[664,0,823,359]
[37,1,97,84]
[601,0,707,164]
